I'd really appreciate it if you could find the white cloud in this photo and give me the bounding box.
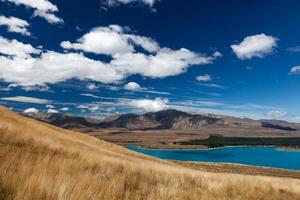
[120,97,169,112]
[46,104,54,109]
[290,66,300,74]
[60,107,69,111]
[77,105,89,109]
[61,26,216,78]
[266,110,287,119]
[88,106,100,112]
[126,34,159,53]
[87,83,98,90]
[196,74,212,82]
[61,25,159,56]
[23,107,39,113]
[32,10,62,24]
[0,36,41,58]
[105,0,157,7]
[231,34,278,59]
[0,15,30,35]
[3,0,63,24]
[1,96,51,104]
[0,26,217,87]
[47,108,59,113]
[124,82,142,90]
[0,43,123,86]
[60,25,133,56]
[111,48,213,78]
[212,51,222,58]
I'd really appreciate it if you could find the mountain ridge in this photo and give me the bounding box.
[23,109,300,131]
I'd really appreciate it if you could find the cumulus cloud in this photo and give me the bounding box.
[231,34,278,59]
[0,25,217,87]
[1,96,51,104]
[105,0,157,7]
[61,25,159,56]
[266,110,287,119]
[111,48,213,78]
[0,15,30,35]
[290,66,300,74]
[3,0,63,24]
[120,97,169,112]
[23,107,39,113]
[61,25,216,78]
[196,74,212,82]
[124,82,142,90]
[0,36,41,58]
[0,38,123,86]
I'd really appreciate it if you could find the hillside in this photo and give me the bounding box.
[1,106,300,200]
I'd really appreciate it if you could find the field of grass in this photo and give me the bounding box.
[1,106,300,200]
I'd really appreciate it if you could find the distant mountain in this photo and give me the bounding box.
[23,111,102,129]
[23,109,300,131]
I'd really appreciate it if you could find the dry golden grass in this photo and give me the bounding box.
[1,106,300,200]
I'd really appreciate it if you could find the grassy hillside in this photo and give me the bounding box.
[1,106,300,200]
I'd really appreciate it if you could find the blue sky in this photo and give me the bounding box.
[0,0,300,122]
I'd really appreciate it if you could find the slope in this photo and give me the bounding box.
[1,106,300,200]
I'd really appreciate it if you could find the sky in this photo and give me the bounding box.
[0,0,300,122]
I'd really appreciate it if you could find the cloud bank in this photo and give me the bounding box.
[0,25,218,87]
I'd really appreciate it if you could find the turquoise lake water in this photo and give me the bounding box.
[127,146,300,170]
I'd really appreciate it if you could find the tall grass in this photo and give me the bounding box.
[1,106,300,200]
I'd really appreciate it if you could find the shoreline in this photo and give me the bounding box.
[174,161,300,179]
[125,144,300,151]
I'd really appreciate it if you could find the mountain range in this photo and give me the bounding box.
[23,109,300,131]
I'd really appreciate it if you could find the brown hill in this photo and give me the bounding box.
[2,106,300,199]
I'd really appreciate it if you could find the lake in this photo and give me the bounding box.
[127,146,300,170]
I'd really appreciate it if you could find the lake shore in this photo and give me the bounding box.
[122,143,300,151]
[174,161,300,179]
